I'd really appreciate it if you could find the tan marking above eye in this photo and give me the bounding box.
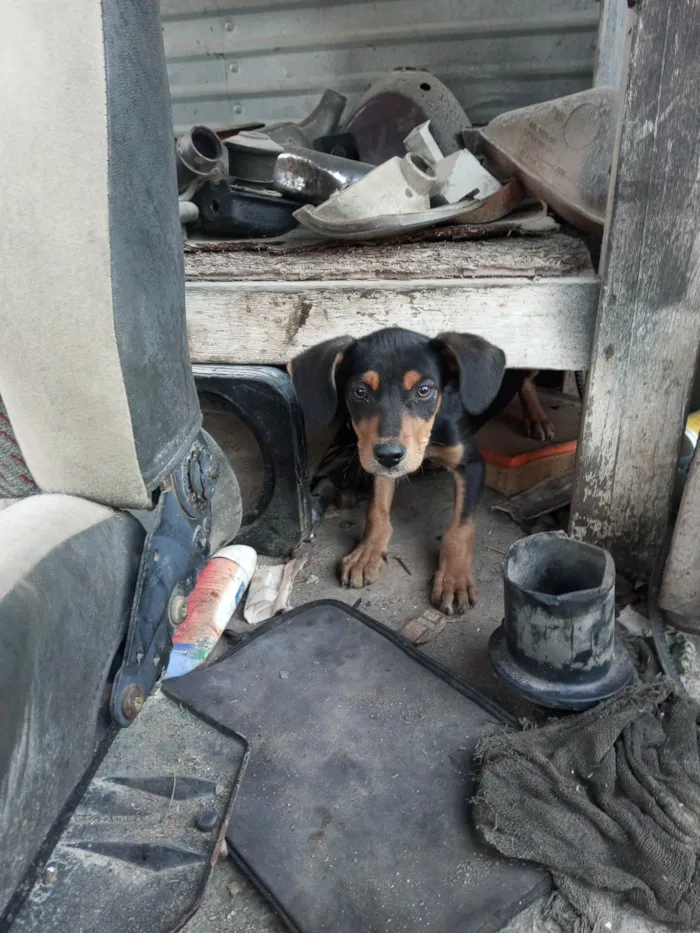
[361,370,380,391]
[402,370,422,391]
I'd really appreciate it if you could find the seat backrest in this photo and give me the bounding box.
[0,0,201,510]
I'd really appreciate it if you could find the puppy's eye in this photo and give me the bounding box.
[352,385,369,401]
[416,384,435,399]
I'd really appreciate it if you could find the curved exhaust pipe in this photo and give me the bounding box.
[176,125,223,193]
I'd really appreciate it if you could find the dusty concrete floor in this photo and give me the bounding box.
[180,471,666,933]
[293,474,536,718]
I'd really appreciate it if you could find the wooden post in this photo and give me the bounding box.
[593,0,630,89]
[571,0,700,573]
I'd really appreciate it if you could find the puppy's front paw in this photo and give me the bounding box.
[524,415,556,442]
[431,563,477,615]
[340,540,386,588]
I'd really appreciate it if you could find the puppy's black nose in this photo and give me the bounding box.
[373,442,406,468]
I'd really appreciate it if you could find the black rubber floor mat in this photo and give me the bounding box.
[164,600,549,933]
[7,698,240,933]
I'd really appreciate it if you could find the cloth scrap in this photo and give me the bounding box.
[472,680,700,931]
[243,552,309,625]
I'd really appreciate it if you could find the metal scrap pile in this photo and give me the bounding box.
[175,68,615,246]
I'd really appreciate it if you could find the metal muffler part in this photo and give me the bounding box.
[273,147,373,205]
[176,125,224,193]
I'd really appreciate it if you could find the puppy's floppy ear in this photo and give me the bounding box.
[431,332,506,415]
[287,335,354,424]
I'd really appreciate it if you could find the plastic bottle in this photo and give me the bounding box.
[164,544,257,680]
[686,410,700,447]
[674,412,700,508]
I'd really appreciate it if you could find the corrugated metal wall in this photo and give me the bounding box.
[162,0,600,136]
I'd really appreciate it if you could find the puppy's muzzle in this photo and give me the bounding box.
[373,442,406,469]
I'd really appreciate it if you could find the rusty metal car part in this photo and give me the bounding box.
[403,120,444,164]
[217,121,265,140]
[225,91,348,185]
[460,127,484,156]
[294,197,483,240]
[176,125,224,193]
[432,149,502,205]
[489,532,635,710]
[195,180,299,238]
[192,180,530,249]
[480,88,619,234]
[110,432,223,728]
[265,88,347,148]
[311,132,360,160]
[299,153,436,227]
[451,178,524,223]
[342,69,469,164]
[374,181,533,244]
[224,131,284,186]
[273,147,373,205]
[293,171,525,241]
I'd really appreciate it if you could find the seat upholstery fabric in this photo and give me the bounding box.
[0,495,144,916]
[0,0,201,509]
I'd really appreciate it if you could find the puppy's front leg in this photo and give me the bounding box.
[519,371,555,441]
[340,475,396,588]
[429,445,484,614]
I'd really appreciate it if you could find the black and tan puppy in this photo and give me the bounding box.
[290,327,525,615]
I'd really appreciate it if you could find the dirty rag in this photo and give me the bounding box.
[243,552,309,625]
[472,680,700,931]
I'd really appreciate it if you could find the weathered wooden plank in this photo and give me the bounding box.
[184,233,595,282]
[186,277,598,370]
[593,0,629,88]
[571,1,700,573]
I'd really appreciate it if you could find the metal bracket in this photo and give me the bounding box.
[110,433,218,727]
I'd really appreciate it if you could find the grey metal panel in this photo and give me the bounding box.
[161,0,600,134]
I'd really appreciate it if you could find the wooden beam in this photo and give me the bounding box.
[593,0,630,88]
[186,277,598,370]
[571,1,700,573]
[184,233,594,282]
[185,234,598,369]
